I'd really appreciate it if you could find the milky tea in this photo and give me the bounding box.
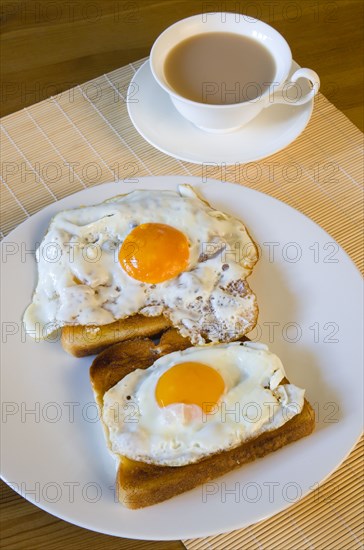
[164,32,276,105]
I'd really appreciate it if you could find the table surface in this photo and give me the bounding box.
[1,1,363,549]
[1,0,363,130]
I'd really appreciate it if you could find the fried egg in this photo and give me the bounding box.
[23,185,258,343]
[103,342,305,466]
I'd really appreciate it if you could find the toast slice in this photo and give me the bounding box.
[61,314,171,357]
[90,330,315,509]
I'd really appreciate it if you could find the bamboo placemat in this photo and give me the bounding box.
[1,58,363,549]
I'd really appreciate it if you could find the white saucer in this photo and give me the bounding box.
[127,60,314,165]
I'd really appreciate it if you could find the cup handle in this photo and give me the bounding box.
[270,68,320,106]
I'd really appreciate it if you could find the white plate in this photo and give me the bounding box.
[127,61,314,164]
[1,177,362,541]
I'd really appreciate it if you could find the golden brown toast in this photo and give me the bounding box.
[61,314,171,357]
[90,330,315,509]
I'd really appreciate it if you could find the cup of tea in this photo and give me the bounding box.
[150,13,320,133]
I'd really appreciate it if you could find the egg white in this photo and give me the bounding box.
[23,185,258,343]
[102,342,305,466]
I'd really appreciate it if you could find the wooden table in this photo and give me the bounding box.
[1,0,363,130]
[1,1,363,549]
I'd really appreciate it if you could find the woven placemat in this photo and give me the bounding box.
[1,58,363,549]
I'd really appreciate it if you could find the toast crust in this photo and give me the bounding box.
[90,327,190,395]
[61,314,171,357]
[90,330,315,508]
[117,399,314,508]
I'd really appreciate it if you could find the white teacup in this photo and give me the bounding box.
[150,13,320,133]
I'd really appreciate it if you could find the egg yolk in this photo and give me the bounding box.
[155,362,225,414]
[119,223,189,284]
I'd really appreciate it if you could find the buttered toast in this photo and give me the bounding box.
[61,314,171,357]
[90,329,315,509]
